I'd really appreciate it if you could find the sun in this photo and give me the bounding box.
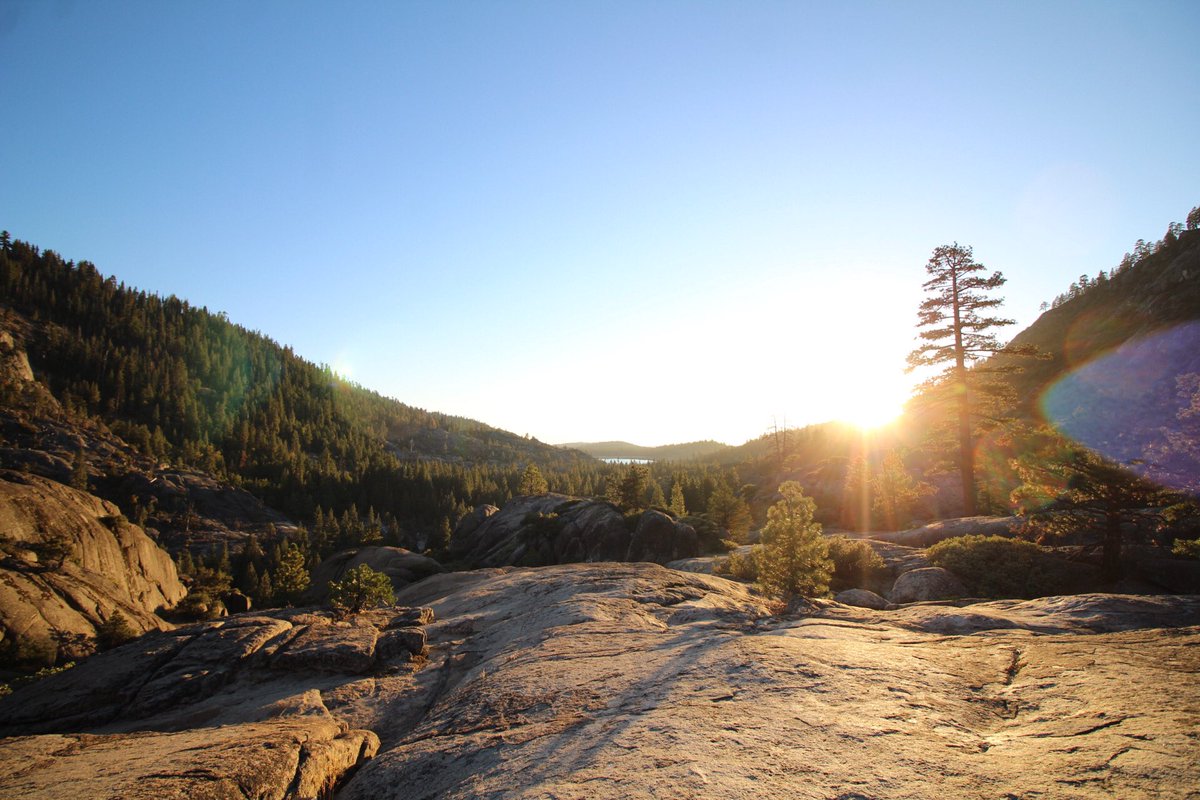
[836,393,905,430]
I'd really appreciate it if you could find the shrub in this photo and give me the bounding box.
[94,610,138,651]
[1172,538,1200,559]
[926,534,1075,599]
[328,564,395,615]
[175,564,233,620]
[826,536,889,593]
[716,547,761,581]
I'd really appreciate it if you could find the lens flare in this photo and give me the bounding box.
[1038,321,1200,492]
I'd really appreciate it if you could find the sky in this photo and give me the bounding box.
[2,0,1198,447]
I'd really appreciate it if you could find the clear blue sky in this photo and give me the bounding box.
[2,0,1198,446]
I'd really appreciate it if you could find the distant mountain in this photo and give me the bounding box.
[559,440,730,461]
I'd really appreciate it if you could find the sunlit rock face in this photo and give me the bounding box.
[2,563,1197,799]
[0,470,186,653]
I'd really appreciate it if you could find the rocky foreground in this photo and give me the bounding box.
[1,563,1198,799]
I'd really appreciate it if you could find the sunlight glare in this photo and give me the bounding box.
[836,392,905,430]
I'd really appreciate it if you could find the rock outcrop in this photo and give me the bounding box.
[0,603,434,798]
[0,470,186,655]
[451,495,698,567]
[1,565,1197,799]
[306,546,444,603]
[873,515,1019,547]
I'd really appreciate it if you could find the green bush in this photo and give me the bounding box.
[716,547,761,581]
[94,610,138,651]
[1172,538,1200,559]
[328,564,395,615]
[826,536,889,593]
[926,535,1075,599]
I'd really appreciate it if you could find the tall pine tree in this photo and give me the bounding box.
[906,243,1028,516]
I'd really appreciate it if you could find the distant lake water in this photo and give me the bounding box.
[602,457,654,464]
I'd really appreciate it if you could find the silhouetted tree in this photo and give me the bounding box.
[1012,435,1174,582]
[906,243,1026,515]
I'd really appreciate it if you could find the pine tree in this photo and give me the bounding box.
[756,481,832,601]
[94,610,137,650]
[432,516,452,556]
[906,243,1027,516]
[69,447,89,491]
[1012,434,1174,583]
[644,480,666,509]
[255,570,274,608]
[362,506,383,546]
[669,481,687,517]
[870,451,934,531]
[706,479,751,540]
[841,456,870,532]
[328,564,395,615]
[617,464,649,512]
[236,561,259,596]
[517,463,549,495]
[272,543,310,606]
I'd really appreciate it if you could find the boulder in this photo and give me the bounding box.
[376,626,427,662]
[223,590,253,614]
[0,603,436,736]
[627,510,699,563]
[889,566,968,604]
[306,546,444,603]
[452,503,499,543]
[834,588,890,610]
[451,496,698,568]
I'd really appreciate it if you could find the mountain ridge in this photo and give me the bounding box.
[558,439,730,461]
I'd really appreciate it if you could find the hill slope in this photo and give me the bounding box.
[0,237,600,534]
[998,226,1200,490]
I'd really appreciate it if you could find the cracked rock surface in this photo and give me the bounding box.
[2,563,1198,799]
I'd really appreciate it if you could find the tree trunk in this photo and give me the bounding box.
[1102,512,1123,583]
[950,268,976,517]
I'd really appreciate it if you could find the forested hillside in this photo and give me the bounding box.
[998,223,1200,492]
[0,235,600,535]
